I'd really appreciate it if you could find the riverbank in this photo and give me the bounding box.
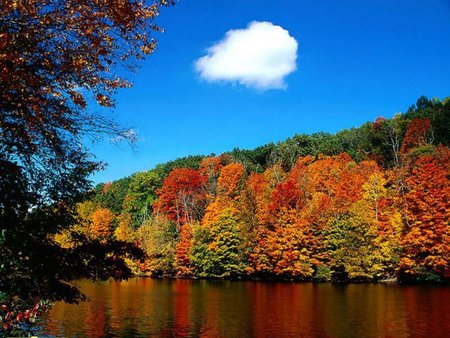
[132,273,449,285]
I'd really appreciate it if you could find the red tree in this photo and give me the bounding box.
[154,168,207,225]
[400,118,431,154]
[400,147,450,280]
[175,224,194,277]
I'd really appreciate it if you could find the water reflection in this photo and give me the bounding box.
[42,278,450,337]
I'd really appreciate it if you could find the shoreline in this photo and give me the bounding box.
[130,274,449,286]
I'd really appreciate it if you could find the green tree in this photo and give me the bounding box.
[137,216,178,277]
[123,171,161,227]
[405,96,450,146]
[153,155,206,179]
[191,209,246,278]
[93,177,132,215]
[325,184,401,281]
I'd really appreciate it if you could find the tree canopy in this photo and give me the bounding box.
[1,0,174,334]
[79,95,450,284]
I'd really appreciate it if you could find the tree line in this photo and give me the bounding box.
[68,96,450,282]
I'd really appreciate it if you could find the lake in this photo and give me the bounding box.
[40,278,450,337]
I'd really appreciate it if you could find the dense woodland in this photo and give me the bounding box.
[2,0,448,334]
[60,96,450,283]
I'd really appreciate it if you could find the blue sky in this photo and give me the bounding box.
[90,0,450,183]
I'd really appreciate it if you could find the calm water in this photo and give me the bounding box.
[40,278,450,338]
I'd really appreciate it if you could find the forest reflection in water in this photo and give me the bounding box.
[42,278,450,337]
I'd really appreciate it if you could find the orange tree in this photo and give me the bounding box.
[400,147,450,281]
[153,168,207,225]
[0,0,174,334]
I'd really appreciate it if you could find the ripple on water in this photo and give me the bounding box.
[40,279,450,338]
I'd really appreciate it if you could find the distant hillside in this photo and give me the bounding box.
[62,95,450,283]
[92,95,450,215]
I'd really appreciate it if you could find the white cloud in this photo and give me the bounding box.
[194,21,298,90]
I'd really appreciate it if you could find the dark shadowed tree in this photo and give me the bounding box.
[1,0,174,334]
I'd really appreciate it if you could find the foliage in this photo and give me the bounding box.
[400,147,450,280]
[1,0,174,201]
[175,224,194,277]
[250,210,314,279]
[326,199,400,281]
[0,299,49,335]
[405,96,450,147]
[217,163,245,200]
[153,155,206,179]
[93,177,132,215]
[400,118,432,154]
[1,0,174,334]
[76,95,450,284]
[0,160,144,308]
[191,209,247,278]
[90,208,115,240]
[123,171,160,227]
[137,217,178,277]
[153,168,207,225]
[227,144,275,172]
[114,213,136,242]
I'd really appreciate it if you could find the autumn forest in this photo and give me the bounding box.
[62,96,450,283]
[3,0,450,335]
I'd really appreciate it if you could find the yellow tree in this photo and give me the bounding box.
[323,165,402,281]
[114,213,136,242]
[362,172,387,221]
[91,208,115,240]
[191,208,247,278]
[136,216,177,277]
